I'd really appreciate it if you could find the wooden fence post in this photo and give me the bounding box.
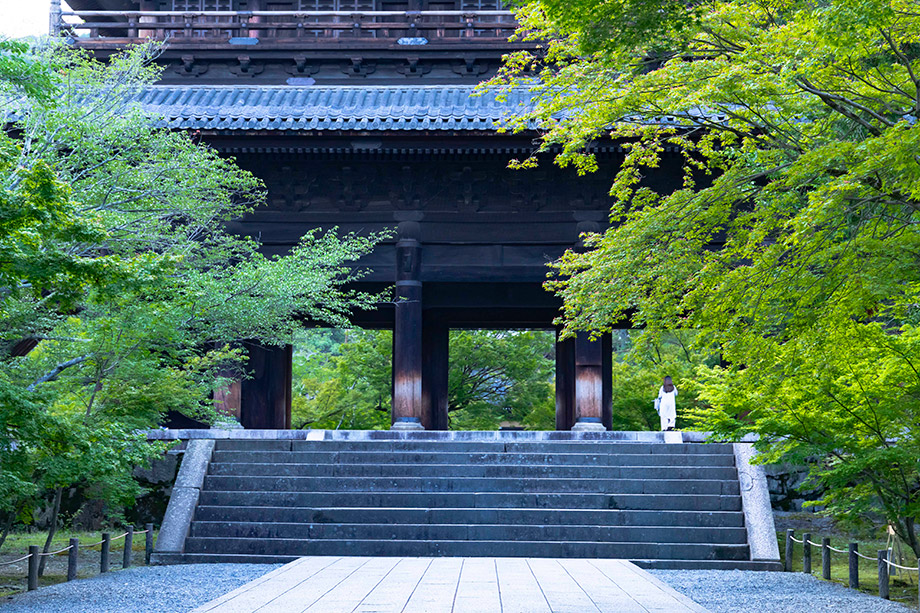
[67,538,79,581]
[123,527,134,568]
[100,533,111,573]
[821,537,831,580]
[878,550,889,600]
[145,524,154,565]
[803,533,811,575]
[27,546,39,591]
[848,542,859,589]
[784,529,794,572]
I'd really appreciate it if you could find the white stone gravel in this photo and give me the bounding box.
[651,569,915,613]
[0,564,279,613]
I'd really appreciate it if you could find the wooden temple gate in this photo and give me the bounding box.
[58,0,685,431]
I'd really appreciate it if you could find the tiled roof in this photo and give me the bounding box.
[136,85,536,131]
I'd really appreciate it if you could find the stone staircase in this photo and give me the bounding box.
[153,434,780,569]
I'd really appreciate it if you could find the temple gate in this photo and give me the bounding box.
[58,0,684,430]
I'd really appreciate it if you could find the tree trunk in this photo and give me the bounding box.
[0,510,14,551]
[904,517,920,558]
[37,487,62,577]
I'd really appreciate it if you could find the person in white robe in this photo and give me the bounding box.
[655,376,678,431]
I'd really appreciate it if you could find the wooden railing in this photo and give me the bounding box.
[55,10,518,43]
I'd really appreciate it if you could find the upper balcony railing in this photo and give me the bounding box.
[54,10,519,46]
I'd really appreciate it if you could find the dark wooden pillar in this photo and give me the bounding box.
[602,332,613,431]
[555,332,575,431]
[240,343,292,429]
[392,221,424,430]
[284,348,293,429]
[422,315,449,431]
[558,220,607,432]
[213,377,242,422]
[572,332,606,431]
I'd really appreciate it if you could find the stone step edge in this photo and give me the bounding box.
[151,553,773,571]
[199,489,740,497]
[184,536,751,548]
[212,442,733,448]
[207,462,737,469]
[189,520,749,532]
[193,505,745,514]
[203,476,741,484]
[197,491,741,498]
[210,448,736,454]
[634,559,783,571]
[214,450,732,458]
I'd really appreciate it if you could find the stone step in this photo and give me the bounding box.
[197,490,743,511]
[152,552,782,571]
[206,462,739,481]
[188,521,750,544]
[212,439,736,454]
[285,441,737,454]
[202,475,741,496]
[193,506,746,527]
[633,559,784,571]
[183,536,751,560]
[151,552,299,565]
[214,439,294,452]
[210,450,736,466]
[155,435,772,570]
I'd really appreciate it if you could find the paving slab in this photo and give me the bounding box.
[190,556,709,613]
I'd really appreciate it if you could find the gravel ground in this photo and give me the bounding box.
[0,564,279,613]
[651,570,915,613]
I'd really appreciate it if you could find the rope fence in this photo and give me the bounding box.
[886,560,920,572]
[0,524,155,592]
[0,554,34,567]
[784,528,919,606]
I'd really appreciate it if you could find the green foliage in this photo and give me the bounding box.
[0,41,382,527]
[692,323,920,545]
[291,329,557,431]
[0,139,112,344]
[291,330,392,430]
[448,330,554,430]
[536,0,701,55]
[490,0,920,551]
[608,331,716,431]
[0,39,56,102]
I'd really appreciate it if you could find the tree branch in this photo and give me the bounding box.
[27,355,90,392]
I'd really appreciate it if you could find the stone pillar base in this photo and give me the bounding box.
[391,417,424,431]
[571,418,606,432]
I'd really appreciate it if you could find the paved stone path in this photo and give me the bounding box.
[191,556,708,613]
